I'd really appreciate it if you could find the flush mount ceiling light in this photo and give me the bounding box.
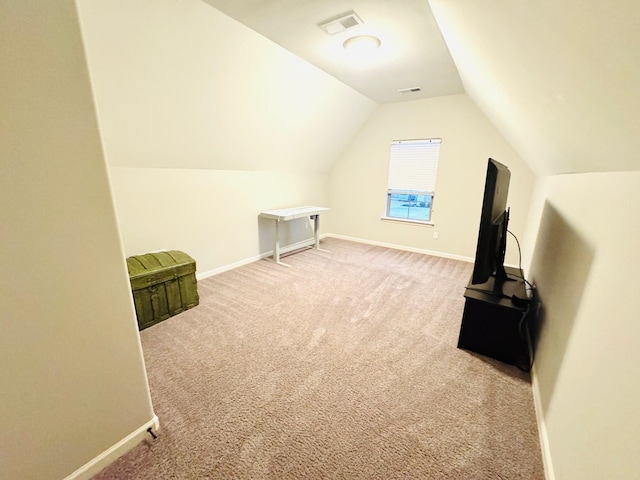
[342,35,382,56]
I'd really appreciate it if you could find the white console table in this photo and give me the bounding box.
[259,206,330,266]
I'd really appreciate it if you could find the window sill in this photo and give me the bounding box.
[381,216,434,227]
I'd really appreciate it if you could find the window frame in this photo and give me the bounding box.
[382,138,441,226]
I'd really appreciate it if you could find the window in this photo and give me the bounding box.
[384,138,441,224]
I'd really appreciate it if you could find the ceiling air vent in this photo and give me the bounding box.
[318,11,363,35]
[397,87,422,94]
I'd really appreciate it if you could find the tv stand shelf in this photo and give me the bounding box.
[457,266,533,368]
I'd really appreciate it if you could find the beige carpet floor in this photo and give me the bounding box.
[94,237,544,479]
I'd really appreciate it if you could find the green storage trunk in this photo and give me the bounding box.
[126,250,199,330]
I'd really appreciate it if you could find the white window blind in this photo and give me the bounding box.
[388,139,441,192]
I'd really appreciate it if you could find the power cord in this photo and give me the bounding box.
[507,230,535,294]
[506,229,537,372]
[516,303,535,372]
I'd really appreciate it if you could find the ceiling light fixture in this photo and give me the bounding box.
[342,35,381,56]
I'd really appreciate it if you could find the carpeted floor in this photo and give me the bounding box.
[93,237,544,479]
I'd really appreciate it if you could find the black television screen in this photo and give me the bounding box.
[471,158,511,294]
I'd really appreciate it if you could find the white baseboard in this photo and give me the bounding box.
[197,233,477,280]
[64,415,160,480]
[196,237,320,280]
[324,233,475,263]
[531,366,555,480]
[195,233,523,280]
[197,254,264,280]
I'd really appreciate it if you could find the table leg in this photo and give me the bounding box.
[312,214,329,252]
[273,219,290,267]
[312,215,320,249]
[274,219,280,262]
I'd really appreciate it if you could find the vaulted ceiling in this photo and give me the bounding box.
[202,0,463,104]
[204,0,640,176]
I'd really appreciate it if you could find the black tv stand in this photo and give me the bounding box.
[457,266,533,368]
[465,267,522,299]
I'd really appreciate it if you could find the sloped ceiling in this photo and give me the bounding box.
[203,0,464,104]
[77,0,376,172]
[205,0,639,176]
[80,0,639,176]
[429,0,640,175]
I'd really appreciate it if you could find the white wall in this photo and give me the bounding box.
[109,167,328,274]
[523,172,640,480]
[327,94,535,264]
[0,2,154,479]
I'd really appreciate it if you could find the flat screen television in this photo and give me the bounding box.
[471,158,513,296]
